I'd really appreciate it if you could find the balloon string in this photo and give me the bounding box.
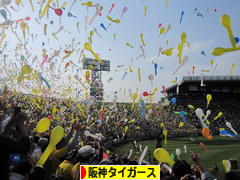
[164,135,167,146]
[48,5,54,10]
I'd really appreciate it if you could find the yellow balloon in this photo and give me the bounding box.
[223,160,231,173]
[170,80,177,83]
[17,74,24,82]
[206,120,211,125]
[36,118,50,133]
[144,6,147,16]
[132,93,138,101]
[179,122,184,127]
[218,112,223,117]
[212,47,240,56]
[221,14,236,48]
[163,130,168,146]
[154,148,175,167]
[37,126,64,166]
[41,0,53,17]
[214,112,223,120]
[86,70,90,76]
[181,32,187,43]
[188,105,194,110]
[163,130,168,136]
[126,43,134,48]
[82,1,93,7]
[107,16,120,23]
[153,88,158,94]
[21,65,32,74]
[140,33,145,46]
[128,119,136,123]
[210,59,214,65]
[129,65,133,72]
[162,48,173,56]
[15,0,21,5]
[177,32,187,64]
[160,27,165,34]
[137,68,141,82]
[20,22,26,31]
[52,106,58,115]
[206,94,212,105]
[33,88,39,94]
[84,42,102,64]
[221,14,231,27]
[230,63,235,75]
[25,75,31,80]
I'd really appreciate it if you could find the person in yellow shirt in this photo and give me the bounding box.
[48,122,81,172]
[71,162,80,180]
[56,149,81,180]
[56,159,74,180]
[56,145,98,180]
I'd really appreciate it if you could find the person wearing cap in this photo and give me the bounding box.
[78,145,96,160]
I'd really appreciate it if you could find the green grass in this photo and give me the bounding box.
[116,136,240,178]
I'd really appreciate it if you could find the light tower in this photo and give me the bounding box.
[83,58,110,103]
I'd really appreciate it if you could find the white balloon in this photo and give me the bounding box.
[106,116,109,123]
[226,122,238,135]
[203,110,211,122]
[183,145,187,153]
[206,110,211,115]
[176,148,181,156]
[226,121,232,128]
[196,108,208,129]
[84,130,91,136]
[182,56,189,65]
[195,108,204,120]
[148,74,154,81]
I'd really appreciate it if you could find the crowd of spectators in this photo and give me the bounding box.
[1,87,240,180]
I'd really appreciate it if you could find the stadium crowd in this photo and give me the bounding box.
[0,87,240,180]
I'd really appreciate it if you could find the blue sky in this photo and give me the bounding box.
[0,0,240,102]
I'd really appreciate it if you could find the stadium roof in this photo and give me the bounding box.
[166,76,240,91]
[182,75,240,81]
[164,76,240,104]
